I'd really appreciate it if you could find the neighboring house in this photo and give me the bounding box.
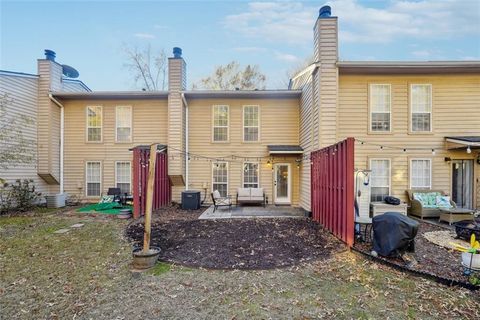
[0,56,90,198]
[1,6,479,212]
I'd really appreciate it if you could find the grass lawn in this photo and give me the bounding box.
[1,210,479,319]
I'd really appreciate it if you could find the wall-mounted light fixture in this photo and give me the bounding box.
[444,157,452,164]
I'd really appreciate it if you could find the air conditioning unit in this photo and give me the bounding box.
[355,173,371,219]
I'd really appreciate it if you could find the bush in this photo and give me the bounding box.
[0,179,41,214]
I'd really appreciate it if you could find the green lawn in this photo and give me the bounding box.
[0,211,478,319]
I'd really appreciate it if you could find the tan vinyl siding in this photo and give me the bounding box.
[187,98,301,206]
[63,99,168,200]
[338,74,480,207]
[0,74,50,195]
[298,79,314,211]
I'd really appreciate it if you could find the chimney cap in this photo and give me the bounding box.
[319,5,332,18]
[44,49,56,61]
[173,47,182,58]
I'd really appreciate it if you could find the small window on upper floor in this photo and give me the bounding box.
[116,106,132,142]
[411,84,432,132]
[86,106,102,142]
[212,105,229,142]
[369,84,391,132]
[243,105,259,142]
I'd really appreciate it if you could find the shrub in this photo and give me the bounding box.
[0,179,41,214]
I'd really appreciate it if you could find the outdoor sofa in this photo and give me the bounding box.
[236,188,266,207]
[406,189,456,219]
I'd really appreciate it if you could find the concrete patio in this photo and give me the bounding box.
[199,205,306,219]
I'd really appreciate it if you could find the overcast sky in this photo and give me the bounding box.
[1,0,479,91]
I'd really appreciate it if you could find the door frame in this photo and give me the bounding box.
[274,163,291,204]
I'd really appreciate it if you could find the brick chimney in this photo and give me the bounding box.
[37,49,63,191]
[167,47,187,201]
[313,5,339,148]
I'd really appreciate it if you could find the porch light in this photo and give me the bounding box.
[267,160,271,167]
[467,146,472,154]
[431,149,436,155]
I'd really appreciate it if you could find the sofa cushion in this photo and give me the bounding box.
[237,196,251,201]
[436,195,452,208]
[237,188,251,197]
[413,193,425,204]
[250,196,264,201]
[424,192,440,206]
[213,190,222,199]
[250,188,263,197]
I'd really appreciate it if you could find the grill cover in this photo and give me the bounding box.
[372,212,419,257]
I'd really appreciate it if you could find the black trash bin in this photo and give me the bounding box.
[181,190,201,210]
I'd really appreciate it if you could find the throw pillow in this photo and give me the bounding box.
[436,195,452,208]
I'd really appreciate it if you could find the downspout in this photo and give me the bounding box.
[181,93,189,190]
[49,93,64,194]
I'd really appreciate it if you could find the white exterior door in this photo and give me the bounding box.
[274,163,291,204]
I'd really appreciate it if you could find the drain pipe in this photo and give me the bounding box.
[181,93,189,190]
[49,93,64,195]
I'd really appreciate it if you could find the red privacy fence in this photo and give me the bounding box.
[311,138,355,247]
[132,145,171,218]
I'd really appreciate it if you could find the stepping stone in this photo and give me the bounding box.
[70,223,85,228]
[53,228,70,234]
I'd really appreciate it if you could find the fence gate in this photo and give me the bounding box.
[132,145,171,218]
[311,138,355,246]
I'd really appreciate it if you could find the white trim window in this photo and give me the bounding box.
[243,162,259,188]
[212,162,228,197]
[115,161,131,194]
[370,159,391,202]
[86,106,102,142]
[86,161,101,196]
[116,106,132,142]
[243,105,259,142]
[411,84,432,132]
[410,159,432,189]
[370,84,391,132]
[212,105,229,142]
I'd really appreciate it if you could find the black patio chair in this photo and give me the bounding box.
[107,188,122,204]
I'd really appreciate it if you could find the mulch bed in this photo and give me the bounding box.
[354,221,478,287]
[126,208,345,269]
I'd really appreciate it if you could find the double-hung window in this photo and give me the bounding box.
[86,106,102,142]
[411,84,432,132]
[115,161,131,194]
[243,162,259,188]
[86,161,101,196]
[213,105,229,142]
[116,106,132,142]
[370,84,391,132]
[243,105,259,142]
[370,159,391,202]
[212,162,228,197]
[410,159,432,189]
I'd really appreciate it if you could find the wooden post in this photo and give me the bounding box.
[143,144,157,253]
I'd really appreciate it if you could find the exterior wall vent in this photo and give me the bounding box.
[319,5,331,18]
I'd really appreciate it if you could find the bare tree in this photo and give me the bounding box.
[123,44,167,91]
[193,61,266,90]
[0,93,35,179]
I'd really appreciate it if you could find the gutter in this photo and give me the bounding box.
[181,93,189,190]
[48,93,64,194]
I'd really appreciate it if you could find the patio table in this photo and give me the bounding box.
[439,208,475,225]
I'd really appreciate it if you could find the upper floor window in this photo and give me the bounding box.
[212,162,228,196]
[115,161,131,194]
[410,159,432,189]
[411,84,432,132]
[86,161,101,196]
[86,106,102,142]
[243,105,259,142]
[116,106,132,142]
[212,105,229,142]
[370,84,391,132]
[243,162,259,188]
[370,159,390,202]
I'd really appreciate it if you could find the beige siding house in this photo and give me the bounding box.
[1,5,479,214]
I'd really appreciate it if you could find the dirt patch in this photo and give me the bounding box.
[355,221,476,285]
[126,218,345,269]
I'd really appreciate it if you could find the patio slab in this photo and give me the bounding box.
[198,205,306,220]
